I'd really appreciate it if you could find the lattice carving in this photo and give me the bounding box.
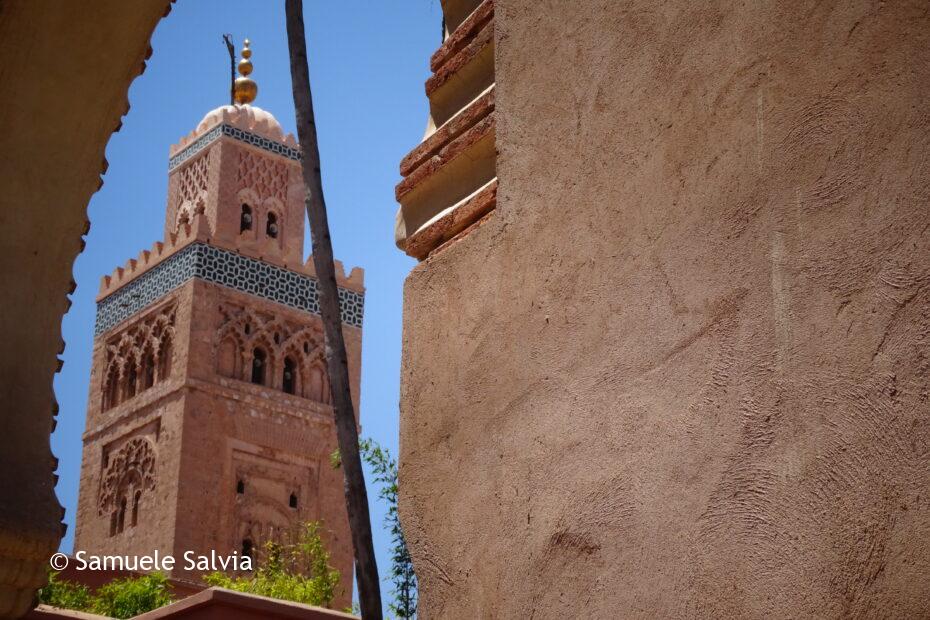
[98,437,157,515]
[178,151,210,205]
[237,150,287,202]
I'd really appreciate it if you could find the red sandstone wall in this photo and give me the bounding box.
[75,285,193,564]
[398,1,930,617]
[75,277,360,610]
[173,280,356,608]
[164,139,306,267]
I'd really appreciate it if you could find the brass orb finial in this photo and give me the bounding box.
[234,39,258,104]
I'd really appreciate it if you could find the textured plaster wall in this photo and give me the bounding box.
[0,3,170,614]
[398,1,930,617]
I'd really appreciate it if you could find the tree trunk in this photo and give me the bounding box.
[283,1,383,618]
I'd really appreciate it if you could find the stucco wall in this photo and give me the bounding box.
[0,2,171,616]
[398,1,930,617]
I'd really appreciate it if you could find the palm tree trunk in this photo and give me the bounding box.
[284,1,383,617]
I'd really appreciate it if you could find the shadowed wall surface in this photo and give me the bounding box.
[398,1,930,617]
[0,1,170,616]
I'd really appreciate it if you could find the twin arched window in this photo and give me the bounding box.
[251,349,298,396]
[240,204,280,240]
[110,483,143,536]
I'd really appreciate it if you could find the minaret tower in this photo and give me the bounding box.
[74,41,362,605]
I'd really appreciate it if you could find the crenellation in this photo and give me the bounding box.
[333,259,346,283]
[97,212,214,300]
[345,267,364,290]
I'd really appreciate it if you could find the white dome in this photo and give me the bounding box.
[196,104,285,142]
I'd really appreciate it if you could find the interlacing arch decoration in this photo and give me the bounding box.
[101,303,176,411]
[237,149,287,203]
[215,304,331,402]
[97,437,156,536]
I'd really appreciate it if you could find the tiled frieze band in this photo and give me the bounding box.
[95,243,364,334]
[168,124,301,172]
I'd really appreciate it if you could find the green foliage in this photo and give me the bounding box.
[38,572,92,612]
[204,521,341,609]
[89,573,174,619]
[358,438,418,619]
[39,571,173,619]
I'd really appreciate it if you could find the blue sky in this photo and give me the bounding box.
[53,0,439,609]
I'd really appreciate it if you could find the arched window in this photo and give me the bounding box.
[116,497,127,534]
[103,366,120,410]
[131,490,142,527]
[282,357,297,394]
[240,204,253,233]
[266,212,278,238]
[157,335,172,380]
[289,493,298,509]
[242,539,253,560]
[236,479,245,494]
[251,348,267,385]
[142,352,155,389]
[125,365,138,400]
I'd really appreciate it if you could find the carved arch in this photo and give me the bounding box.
[216,333,242,379]
[98,437,157,518]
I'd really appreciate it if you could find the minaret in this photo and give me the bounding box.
[74,41,362,606]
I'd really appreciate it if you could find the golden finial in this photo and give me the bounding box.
[234,39,258,104]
